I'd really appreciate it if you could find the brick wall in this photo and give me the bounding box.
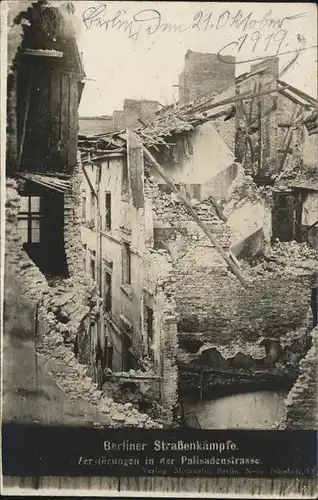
[175,265,313,344]
[64,155,86,277]
[113,110,127,130]
[113,100,160,130]
[207,84,236,153]
[282,326,318,429]
[179,50,235,105]
[143,250,179,423]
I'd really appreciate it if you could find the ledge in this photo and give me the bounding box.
[121,284,133,300]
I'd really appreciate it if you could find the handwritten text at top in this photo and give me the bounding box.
[81,4,308,62]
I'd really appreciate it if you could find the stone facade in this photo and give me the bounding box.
[79,151,179,423]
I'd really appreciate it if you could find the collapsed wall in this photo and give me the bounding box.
[5,179,162,428]
[145,174,316,403]
[281,326,318,430]
[64,156,86,277]
[143,249,178,423]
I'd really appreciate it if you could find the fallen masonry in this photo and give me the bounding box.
[5,179,163,428]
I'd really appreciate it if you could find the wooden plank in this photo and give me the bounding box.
[193,86,280,117]
[278,80,318,106]
[67,77,79,169]
[143,146,249,288]
[23,49,63,58]
[278,105,301,172]
[17,62,34,169]
[49,70,61,160]
[60,74,70,166]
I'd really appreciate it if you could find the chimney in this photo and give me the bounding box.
[179,50,236,105]
[250,57,279,79]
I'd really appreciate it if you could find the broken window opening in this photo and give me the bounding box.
[104,191,111,231]
[104,269,112,312]
[90,190,95,228]
[144,305,154,359]
[18,190,68,277]
[122,333,134,371]
[105,343,113,370]
[90,250,96,280]
[272,192,303,243]
[122,242,131,285]
[83,243,87,273]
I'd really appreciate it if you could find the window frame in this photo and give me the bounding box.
[122,242,131,285]
[17,195,42,244]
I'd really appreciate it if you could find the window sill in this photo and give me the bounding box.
[121,284,133,300]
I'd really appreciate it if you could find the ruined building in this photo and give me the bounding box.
[5,0,162,429]
[5,1,317,431]
[78,52,317,429]
[79,98,161,136]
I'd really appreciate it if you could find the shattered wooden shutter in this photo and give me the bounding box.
[126,129,144,208]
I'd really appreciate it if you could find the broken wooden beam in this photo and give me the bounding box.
[143,146,249,288]
[23,48,63,58]
[81,164,99,201]
[193,86,280,117]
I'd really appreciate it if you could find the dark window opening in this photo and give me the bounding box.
[144,305,154,358]
[122,242,131,284]
[90,252,96,280]
[105,344,113,370]
[90,190,95,227]
[272,192,303,243]
[17,192,68,277]
[83,244,87,272]
[104,270,112,312]
[122,333,134,371]
[105,191,111,231]
[192,184,201,200]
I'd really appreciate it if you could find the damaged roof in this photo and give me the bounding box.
[19,173,72,192]
[78,70,317,152]
[78,133,126,161]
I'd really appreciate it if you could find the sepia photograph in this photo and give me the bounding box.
[1,0,317,497]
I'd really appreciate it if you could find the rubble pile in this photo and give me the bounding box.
[224,166,273,215]
[247,241,317,277]
[146,180,231,249]
[42,275,98,344]
[102,370,166,423]
[5,179,162,429]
